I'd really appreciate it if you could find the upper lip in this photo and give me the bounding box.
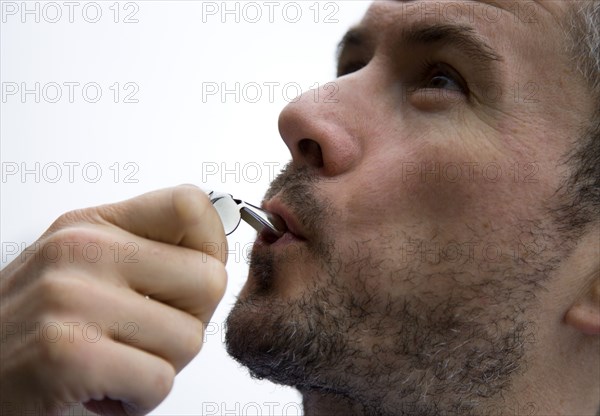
[263,199,307,240]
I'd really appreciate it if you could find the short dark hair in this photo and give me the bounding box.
[554,1,600,234]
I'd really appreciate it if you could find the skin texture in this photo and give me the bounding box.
[0,186,228,415]
[226,1,600,415]
[0,1,597,415]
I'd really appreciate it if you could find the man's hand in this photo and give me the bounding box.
[0,185,228,415]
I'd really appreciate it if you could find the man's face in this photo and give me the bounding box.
[227,0,593,414]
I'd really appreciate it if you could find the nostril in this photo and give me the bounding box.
[298,139,324,169]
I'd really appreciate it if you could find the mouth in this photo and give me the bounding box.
[259,199,307,245]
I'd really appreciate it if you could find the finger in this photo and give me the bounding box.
[61,279,208,371]
[36,213,227,318]
[72,337,176,415]
[76,185,228,263]
[106,295,206,372]
[120,242,227,321]
[84,398,130,416]
[115,185,227,258]
[90,226,227,319]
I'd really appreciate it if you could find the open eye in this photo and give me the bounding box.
[427,74,462,91]
[420,62,468,94]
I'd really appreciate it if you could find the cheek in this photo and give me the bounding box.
[337,130,550,237]
[394,158,475,221]
[339,144,479,232]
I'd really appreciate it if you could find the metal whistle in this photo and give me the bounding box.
[208,191,286,238]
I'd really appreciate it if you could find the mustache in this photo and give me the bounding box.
[263,163,331,242]
[263,162,319,201]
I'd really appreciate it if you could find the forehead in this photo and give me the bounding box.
[354,0,573,71]
[361,0,571,32]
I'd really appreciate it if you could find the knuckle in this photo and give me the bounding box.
[171,185,211,225]
[187,255,228,321]
[44,226,96,249]
[50,208,97,230]
[34,273,84,312]
[152,361,176,401]
[202,258,228,303]
[33,209,114,269]
[35,273,69,302]
[35,319,79,368]
[215,239,229,265]
[39,226,115,267]
[212,263,228,302]
[181,319,205,360]
[198,240,228,264]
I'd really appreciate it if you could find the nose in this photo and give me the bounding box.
[277,80,362,177]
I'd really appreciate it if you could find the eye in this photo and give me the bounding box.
[420,62,468,95]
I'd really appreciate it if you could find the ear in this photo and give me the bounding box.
[565,273,600,335]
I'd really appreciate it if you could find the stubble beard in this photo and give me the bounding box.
[225,164,569,415]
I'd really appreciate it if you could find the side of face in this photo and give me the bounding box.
[226,1,598,414]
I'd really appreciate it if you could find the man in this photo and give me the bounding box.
[1,0,598,415]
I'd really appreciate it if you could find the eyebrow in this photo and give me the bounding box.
[337,22,504,74]
[336,27,368,64]
[337,28,366,55]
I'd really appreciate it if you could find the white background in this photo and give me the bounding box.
[1,1,371,414]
